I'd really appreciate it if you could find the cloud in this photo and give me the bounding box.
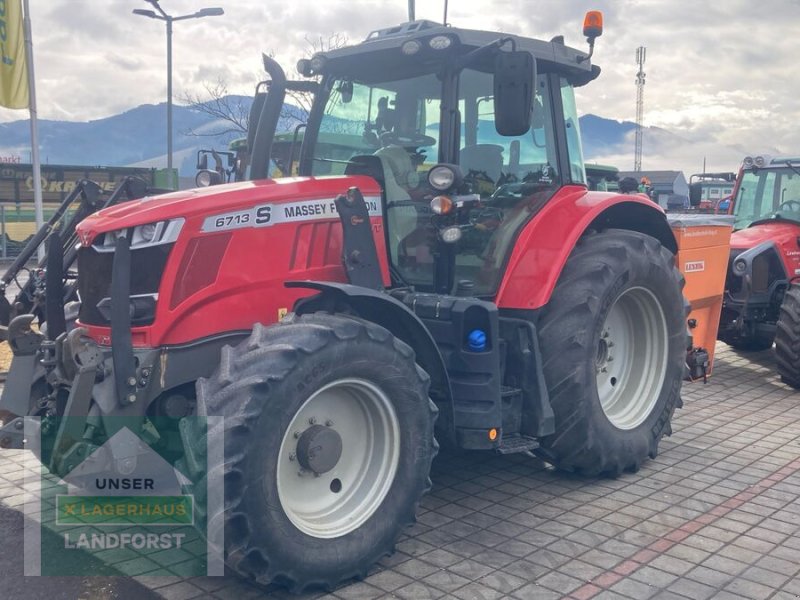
[1,0,799,173]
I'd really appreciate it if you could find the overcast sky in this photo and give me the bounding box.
[1,0,799,174]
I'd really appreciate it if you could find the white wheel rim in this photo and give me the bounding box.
[276,378,400,538]
[595,286,669,430]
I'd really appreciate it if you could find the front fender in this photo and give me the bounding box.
[287,281,453,432]
[495,188,677,310]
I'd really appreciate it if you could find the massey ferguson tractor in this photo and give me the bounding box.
[0,13,690,591]
[713,154,800,385]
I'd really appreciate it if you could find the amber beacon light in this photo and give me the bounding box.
[583,11,603,38]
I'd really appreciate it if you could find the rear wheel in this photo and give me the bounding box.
[182,313,437,592]
[536,229,687,476]
[775,286,800,388]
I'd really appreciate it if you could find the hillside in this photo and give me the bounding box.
[0,97,694,176]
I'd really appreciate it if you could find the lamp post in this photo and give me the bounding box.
[133,1,224,172]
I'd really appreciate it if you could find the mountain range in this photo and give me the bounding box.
[0,96,683,177]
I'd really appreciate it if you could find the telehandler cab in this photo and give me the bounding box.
[713,154,800,385]
[0,12,689,591]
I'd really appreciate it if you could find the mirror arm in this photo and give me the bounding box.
[456,36,515,70]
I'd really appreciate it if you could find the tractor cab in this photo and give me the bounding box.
[246,19,601,295]
[730,156,800,231]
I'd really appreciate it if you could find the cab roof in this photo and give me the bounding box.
[313,20,600,87]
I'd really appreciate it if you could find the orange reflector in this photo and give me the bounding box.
[430,195,453,215]
[583,10,603,38]
[488,428,498,441]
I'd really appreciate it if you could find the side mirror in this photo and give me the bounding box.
[197,153,208,170]
[689,182,702,207]
[247,91,268,154]
[338,81,353,104]
[494,51,534,137]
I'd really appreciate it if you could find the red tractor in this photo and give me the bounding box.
[712,155,800,384]
[0,13,690,590]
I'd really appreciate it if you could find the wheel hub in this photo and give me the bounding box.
[296,424,343,475]
[276,378,400,539]
[595,286,668,430]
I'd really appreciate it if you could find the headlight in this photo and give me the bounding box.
[95,219,185,252]
[440,226,462,243]
[402,40,421,55]
[733,258,747,275]
[309,54,327,72]
[430,195,453,215]
[196,170,212,187]
[743,156,754,169]
[429,35,452,50]
[428,165,456,191]
[754,154,771,168]
[195,169,221,187]
[132,222,160,246]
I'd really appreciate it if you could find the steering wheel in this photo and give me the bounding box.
[380,131,436,148]
[779,199,800,211]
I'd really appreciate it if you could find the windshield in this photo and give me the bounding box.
[310,64,567,295]
[734,167,800,229]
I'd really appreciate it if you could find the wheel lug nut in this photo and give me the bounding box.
[308,417,317,425]
[325,420,333,427]
[293,431,301,439]
[607,356,614,362]
[608,342,614,347]
[289,453,296,462]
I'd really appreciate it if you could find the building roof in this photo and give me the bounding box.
[617,170,685,186]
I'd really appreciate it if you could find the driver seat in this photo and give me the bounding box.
[373,144,420,253]
[373,145,420,203]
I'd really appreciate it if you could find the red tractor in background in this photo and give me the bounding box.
[712,155,800,383]
[1,12,691,591]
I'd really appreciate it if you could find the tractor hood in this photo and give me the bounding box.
[76,175,382,247]
[731,221,800,251]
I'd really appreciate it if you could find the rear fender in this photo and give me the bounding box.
[288,281,454,440]
[495,190,677,310]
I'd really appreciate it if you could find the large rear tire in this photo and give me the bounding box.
[775,286,800,388]
[536,229,687,476]
[182,313,437,592]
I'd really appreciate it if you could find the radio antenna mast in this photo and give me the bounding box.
[443,0,448,24]
[407,0,414,21]
[634,46,646,172]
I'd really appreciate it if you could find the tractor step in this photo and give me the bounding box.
[497,433,539,455]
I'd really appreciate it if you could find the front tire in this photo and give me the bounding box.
[536,229,687,476]
[183,314,437,591]
[776,286,800,388]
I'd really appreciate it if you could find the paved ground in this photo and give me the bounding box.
[1,342,799,600]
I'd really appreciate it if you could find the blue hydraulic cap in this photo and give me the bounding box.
[467,329,487,352]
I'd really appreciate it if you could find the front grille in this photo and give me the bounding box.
[725,249,744,294]
[77,244,173,326]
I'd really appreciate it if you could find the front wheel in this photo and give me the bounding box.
[775,286,800,388]
[183,313,437,592]
[536,229,687,476]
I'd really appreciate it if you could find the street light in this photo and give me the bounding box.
[133,1,224,172]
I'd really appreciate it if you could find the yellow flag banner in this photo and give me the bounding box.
[0,0,29,109]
